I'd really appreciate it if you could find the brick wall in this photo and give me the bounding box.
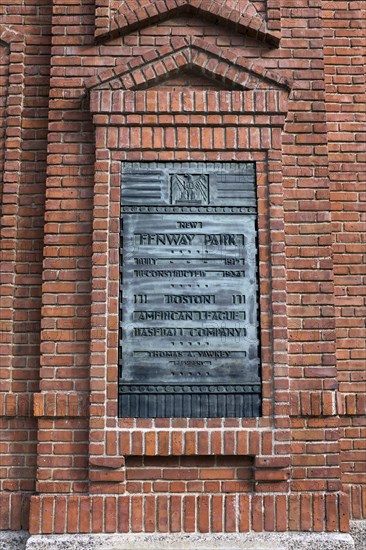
[0,0,52,529]
[323,0,366,520]
[0,0,365,537]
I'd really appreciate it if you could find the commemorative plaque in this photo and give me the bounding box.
[119,162,261,417]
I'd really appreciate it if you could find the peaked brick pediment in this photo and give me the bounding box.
[148,69,239,90]
[85,37,290,93]
[95,0,280,47]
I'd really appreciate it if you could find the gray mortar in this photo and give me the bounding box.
[350,521,366,550]
[0,531,29,550]
[25,532,355,550]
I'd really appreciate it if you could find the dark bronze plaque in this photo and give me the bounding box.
[119,162,261,418]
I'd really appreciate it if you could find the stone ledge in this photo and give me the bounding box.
[25,532,355,550]
[0,531,30,550]
[350,521,366,550]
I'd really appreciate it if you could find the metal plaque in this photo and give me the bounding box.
[119,162,261,418]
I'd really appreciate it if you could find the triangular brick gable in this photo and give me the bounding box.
[148,70,240,91]
[85,37,290,93]
[95,0,281,47]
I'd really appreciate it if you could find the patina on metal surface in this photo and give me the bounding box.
[119,162,261,418]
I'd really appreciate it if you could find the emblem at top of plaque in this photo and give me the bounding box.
[171,174,209,205]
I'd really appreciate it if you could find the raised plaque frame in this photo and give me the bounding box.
[119,162,261,418]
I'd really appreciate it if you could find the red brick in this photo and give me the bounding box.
[183,495,195,532]
[1,0,365,538]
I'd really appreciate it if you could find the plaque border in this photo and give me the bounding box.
[87,86,290,482]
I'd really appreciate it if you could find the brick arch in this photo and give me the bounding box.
[95,0,280,47]
[85,37,290,93]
